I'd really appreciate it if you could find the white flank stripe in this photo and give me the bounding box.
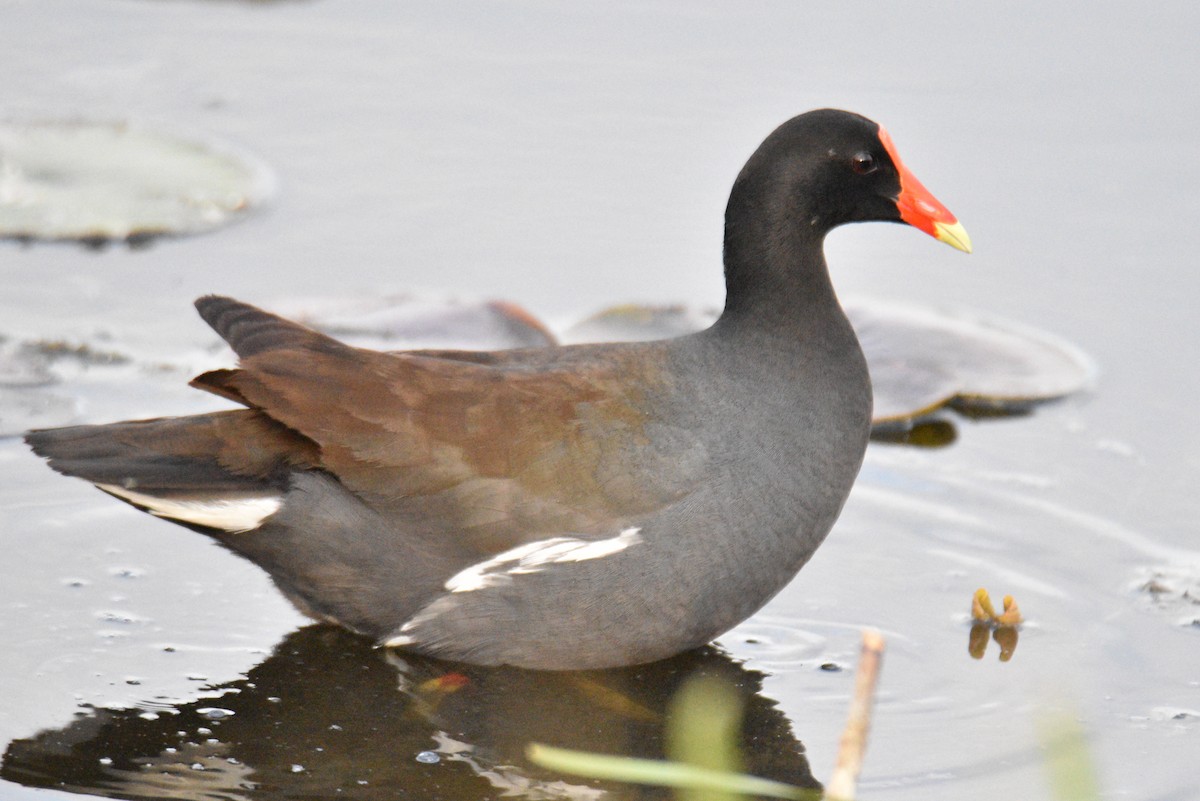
[383,634,415,648]
[97,483,282,534]
[444,527,643,593]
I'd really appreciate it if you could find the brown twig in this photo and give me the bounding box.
[825,629,886,801]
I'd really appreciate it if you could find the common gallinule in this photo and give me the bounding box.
[26,109,969,669]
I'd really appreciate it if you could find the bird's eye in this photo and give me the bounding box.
[851,152,877,175]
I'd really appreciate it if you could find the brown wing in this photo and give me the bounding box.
[25,409,320,499]
[190,296,695,554]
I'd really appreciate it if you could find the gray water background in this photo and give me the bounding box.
[2,2,1198,799]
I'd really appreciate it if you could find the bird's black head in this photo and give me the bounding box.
[727,108,970,253]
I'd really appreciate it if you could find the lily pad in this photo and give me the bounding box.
[562,303,717,345]
[849,301,1094,425]
[0,120,273,243]
[563,300,1094,427]
[275,295,556,351]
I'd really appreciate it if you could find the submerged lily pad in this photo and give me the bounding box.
[276,294,556,351]
[563,304,717,344]
[0,120,273,243]
[563,300,1094,427]
[849,301,1094,425]
[18,338,131,367]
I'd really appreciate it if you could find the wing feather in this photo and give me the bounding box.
[192,297,697,550]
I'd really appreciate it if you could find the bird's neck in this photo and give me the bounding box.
[714,177,842,342]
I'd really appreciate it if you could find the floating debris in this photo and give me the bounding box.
[95,610,148,626]
[107,566,147,580]
[1134,565,1200,628]
[0,334,129,434]
[971,587,1024,627]
[968,588,1023,662]
[1148,706,1200,721]
[0,119,273,244]
[19,339,131,366]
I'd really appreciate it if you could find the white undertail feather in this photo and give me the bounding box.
[96,483,282,534]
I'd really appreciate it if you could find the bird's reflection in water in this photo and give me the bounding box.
[3,626,820,800]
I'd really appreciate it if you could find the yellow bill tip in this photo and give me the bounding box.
[934,219,972,254]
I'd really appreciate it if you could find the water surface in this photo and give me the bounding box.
[2,3,1198,800]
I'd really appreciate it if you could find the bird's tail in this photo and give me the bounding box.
[25,409,318,534]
